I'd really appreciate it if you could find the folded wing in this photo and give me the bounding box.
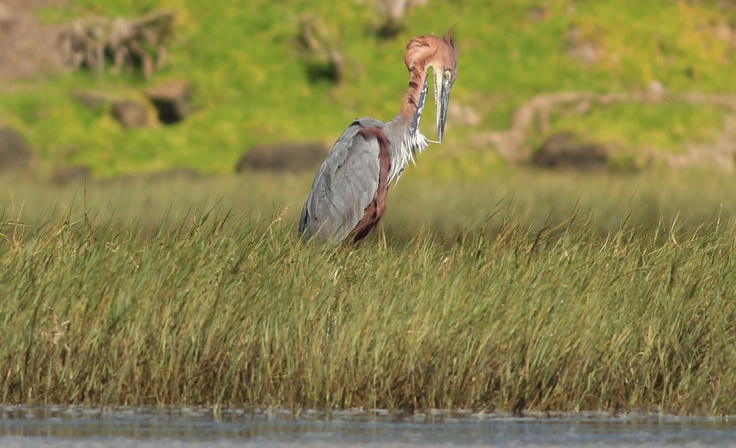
[299,118,385,244]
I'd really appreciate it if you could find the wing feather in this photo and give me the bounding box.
[300,118,384,243]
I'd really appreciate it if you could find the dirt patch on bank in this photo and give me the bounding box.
[473,91,736,170]
[0,0,66,81]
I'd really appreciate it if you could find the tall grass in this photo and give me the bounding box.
[2,169,736,414]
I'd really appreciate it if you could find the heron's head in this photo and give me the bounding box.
[405,30,458,142]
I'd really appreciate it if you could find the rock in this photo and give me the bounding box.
[648,80,665,95]
[73,90,108,111]
[0,2,15,29]
[532,131,607,171]
[235,142,328,173]
[110,99,151,129]
[564,25,603,65]
[527,5,548,22]
[146,80,191,124]
[53,165,90,184]
[61,9,175,78]
[0,1,65,82]
[0,126,32,171]
[143,167,200,182]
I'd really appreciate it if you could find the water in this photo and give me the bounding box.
[1,406,736,447]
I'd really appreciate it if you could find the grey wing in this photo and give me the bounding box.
[299,118,384,244]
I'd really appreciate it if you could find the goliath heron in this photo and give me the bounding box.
[299,31,458,244]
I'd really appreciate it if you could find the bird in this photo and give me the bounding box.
[299,31,458,244]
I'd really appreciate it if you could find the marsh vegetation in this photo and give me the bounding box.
[2,0,736,417]
[2,169,735,414]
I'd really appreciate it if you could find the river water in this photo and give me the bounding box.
[1,406,735,447]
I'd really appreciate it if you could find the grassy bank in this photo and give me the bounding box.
[2,170,736,414]
[2,0,736,177]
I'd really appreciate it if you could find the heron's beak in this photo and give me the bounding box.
[433,69,452,143]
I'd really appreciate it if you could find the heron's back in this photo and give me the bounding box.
[299,118,385,244]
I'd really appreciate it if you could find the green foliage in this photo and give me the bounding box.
[2,0,736,177]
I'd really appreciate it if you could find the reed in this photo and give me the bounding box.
[1,170,736,414]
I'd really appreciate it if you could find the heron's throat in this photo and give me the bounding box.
[386,68,431,182]
[389,76,428,182]
[409,76,428,136]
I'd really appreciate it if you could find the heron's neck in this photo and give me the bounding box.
[387,66,429,182]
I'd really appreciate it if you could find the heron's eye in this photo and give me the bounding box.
[444,70,452,80]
